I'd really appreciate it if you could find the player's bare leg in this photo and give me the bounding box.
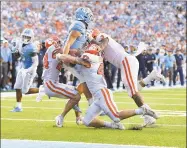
[85,118,124,130]
[77,82,93,102]
[26,88,39,94]
[74,83,94,124]
[55,93,81,127]
[132,92,144,107]
[11,89,23,112]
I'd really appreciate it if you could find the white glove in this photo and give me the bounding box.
[56,53,62,61]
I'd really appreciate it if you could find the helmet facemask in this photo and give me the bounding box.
[22,35,32,44]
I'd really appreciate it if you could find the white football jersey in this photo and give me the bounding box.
[42,45,62,82]
[80,53,107,95]
[96,33,128,68]
[96,33,147,68]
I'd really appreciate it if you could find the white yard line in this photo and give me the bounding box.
[1,99,186,106]
[1,106,186,117]
[1,139,177,148]
[1,118,186,127]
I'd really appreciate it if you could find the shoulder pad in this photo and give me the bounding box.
[69,21,86,34]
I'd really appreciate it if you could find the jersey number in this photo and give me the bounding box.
[97,63,104,76]
[43,53,63,71]
[43,53,49,69]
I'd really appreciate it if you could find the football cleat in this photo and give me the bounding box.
[141,107,159,119]
[149,69,166,85]
[55,115,64,128]
[36,85,46,102]
[10,107,23,112]
[111,122,125,130]
[36,95,42,102]
[143,115,156,127]
[76,116,84,125]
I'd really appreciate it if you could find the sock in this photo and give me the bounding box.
[104,121,113,128]
[141,104,151,109]
[39,85,44,93]
[135,107,143,115]
[16,102,22,108]
[88,97,94,106]
[138,82,143,91]
[142,74,154,85]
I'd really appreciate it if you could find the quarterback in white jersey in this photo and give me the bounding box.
[91,29,165,126]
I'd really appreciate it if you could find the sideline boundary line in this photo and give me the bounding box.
[1,139,177,148]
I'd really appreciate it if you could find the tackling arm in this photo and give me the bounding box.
[89,37,109,51]
[56,53,91,68]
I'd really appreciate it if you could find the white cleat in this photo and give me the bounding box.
[55,115,64,128]
[76,116,84,125]
[36,95,42,102]
[150,69,166,84]
[142,107,159,119]
[36,85,44,102]
[143,115,156,127]
[111,122,125,130]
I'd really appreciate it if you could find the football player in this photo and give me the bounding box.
[11,28,39,112]
[38,36,87,127]
[90,29,165,126]
[60,7,95,122]
[56,39,158,129]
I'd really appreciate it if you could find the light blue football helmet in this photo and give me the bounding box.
[75,7,93,25]
[21,28,34,44]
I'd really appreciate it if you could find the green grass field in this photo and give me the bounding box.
[1,88,186,148]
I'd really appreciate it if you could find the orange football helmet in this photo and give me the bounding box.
[84,43,101,55]
[45,35,61,49]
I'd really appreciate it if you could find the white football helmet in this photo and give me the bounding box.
[21,28,34,44]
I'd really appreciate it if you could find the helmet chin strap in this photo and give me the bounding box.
[79,20,88,29]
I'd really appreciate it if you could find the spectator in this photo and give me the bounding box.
[37,40,47,87]
[136,50,147,80]
[173,49,184,86]
[0,40,12,90]
[164,50,176,86]
[146,49,156,85]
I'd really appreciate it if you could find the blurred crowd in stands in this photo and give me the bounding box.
[1,1,186,91]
